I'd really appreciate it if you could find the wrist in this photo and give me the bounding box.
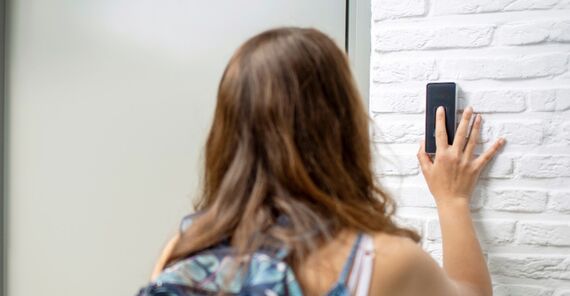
[435,197,471,213]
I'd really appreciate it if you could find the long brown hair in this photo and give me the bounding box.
[165,27,419,269]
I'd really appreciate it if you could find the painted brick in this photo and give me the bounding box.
[484,189,548,213]
[427,219,516,245]
[553,1,570,8]
[369,89,424,113]
[375,25,494,51]
[372,58,438,83]
[496,20,570,45]
[372,120,422,143]
[489,255,570,280]
[543,120,570,145]
[561,122,570,143]
[518,222,570,246]
[394,215,425,236]
[555,290,570,296]
[440,53,569,80]
[462,90,527,113]
[470,188,486,211]
[492,121,544,145]
[433,0,560,15]
[530,89,570,112]
[374,154,419,176]
[374,28,430,52]
[493,285,554,296]
[388,185,484,209]
[372,0,426,20]
[505,0,561,10]
[551,20,570,42]
[496,21,550,45]
[371,0,570,290]
[387,186,436,208]
[549,191,570,213]
[480,155,514,179]
[518,155,570,178]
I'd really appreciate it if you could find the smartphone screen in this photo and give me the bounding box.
[425,82,457,154]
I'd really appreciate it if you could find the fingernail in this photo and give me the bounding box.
[499,138,506,145]
[437,106,443,112]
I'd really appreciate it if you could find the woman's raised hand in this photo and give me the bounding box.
[417,106,505,207]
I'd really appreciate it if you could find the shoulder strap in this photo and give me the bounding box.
[347,234,376,296]
[179,212,203,232]
[337,233,364,285]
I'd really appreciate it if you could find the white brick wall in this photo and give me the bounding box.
[370,0,570,292]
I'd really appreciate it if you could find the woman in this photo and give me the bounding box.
[138,27,504,295]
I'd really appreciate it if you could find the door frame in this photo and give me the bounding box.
[0,0,6,294]
[0,1,370,295]
[347,0,371,110]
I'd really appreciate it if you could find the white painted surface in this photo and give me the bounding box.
[6,1,345,295]
[370,0,570,293]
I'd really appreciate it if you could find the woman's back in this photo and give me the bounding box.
[297,230,454,296]
[297,230,379,295]
[139,27,505,296]
[143,228,465,295]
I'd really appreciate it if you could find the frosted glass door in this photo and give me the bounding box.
[6,1,345,295]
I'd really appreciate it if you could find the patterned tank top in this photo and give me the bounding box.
[136,213,375,295]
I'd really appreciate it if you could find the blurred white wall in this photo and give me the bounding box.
[6,1,345,295]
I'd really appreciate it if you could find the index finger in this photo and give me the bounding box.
[435,106,449,150]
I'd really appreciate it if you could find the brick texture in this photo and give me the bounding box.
[371,0,570,291]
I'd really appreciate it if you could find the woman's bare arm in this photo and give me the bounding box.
[150,233,180,281]
[412,106,504,296]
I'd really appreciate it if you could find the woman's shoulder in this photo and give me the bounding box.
[370,231,422,257]
[370,232,425,271]
[371,233,452,295]
[368,231,442,294]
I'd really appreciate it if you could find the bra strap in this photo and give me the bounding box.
[337,233,363,285]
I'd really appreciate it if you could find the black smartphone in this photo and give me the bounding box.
[425,82,457,155]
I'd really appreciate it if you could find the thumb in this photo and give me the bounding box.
[417,140,432,174]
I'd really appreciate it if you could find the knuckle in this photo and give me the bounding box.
[453,149,461,158]
[434,153,445,162]
[440,151,459,163]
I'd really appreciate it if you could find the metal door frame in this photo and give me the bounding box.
[347,0,371,109]
[1,0,6,294]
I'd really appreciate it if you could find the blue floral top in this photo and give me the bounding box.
[136,213,363,296]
